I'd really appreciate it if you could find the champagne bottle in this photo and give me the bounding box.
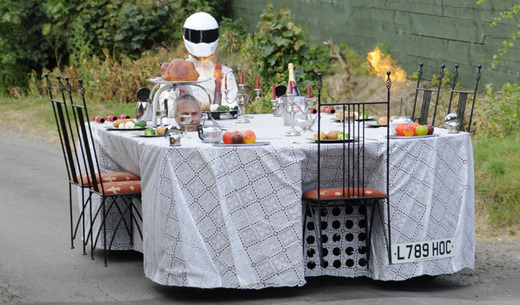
[287,63,301,96]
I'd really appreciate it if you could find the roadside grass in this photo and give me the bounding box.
[473,136,520,235]
[1,94,518,237]
[0,96,135,144]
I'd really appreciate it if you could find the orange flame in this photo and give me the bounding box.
[367,46,407,82]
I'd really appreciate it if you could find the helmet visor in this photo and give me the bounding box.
[183,28,219,44]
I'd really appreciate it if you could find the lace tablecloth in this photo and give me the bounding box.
[89,114,475,288]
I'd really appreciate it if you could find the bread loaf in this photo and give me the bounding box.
[156,126,167,135]
[326,130,338,139]
[161,59,199,82]
[313,131,327,140]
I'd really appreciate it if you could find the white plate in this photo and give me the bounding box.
[213,142,270,147]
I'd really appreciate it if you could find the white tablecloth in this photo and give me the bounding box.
[89,113,475,288]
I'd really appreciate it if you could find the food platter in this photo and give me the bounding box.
[146,76,211,85]
[138,134,165,138]
[367,122,388,128]
[308,138,357,143]
[213,142,270,147]
[388,134,439,139]
[105,127,147,131]
[355,116,378,121]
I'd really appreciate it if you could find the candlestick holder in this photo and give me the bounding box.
[255,88,262,101]
[234,84,255,124]
[284,93,303,136]
[271,98,284,117]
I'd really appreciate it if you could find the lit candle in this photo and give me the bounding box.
[307,83,311,98]
[240,70,244,84]
[256,75,260,89]
[272,82,276,100]
[289,80,293,94]
[225,75,227,90]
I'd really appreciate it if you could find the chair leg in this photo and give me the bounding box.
[80,188,87,255]
[69,182,74,249]
[373,199,392,264]
[89,193,96,260]
[103,196,108,267]
[386,198,392,264]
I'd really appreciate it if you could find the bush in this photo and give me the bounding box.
[0,0,227,96]
[231,4,332,113]
[474,82,520,138]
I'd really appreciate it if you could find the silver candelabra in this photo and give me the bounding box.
[226,84,260,124]
[280,94,317,136]
[284,93,303,136]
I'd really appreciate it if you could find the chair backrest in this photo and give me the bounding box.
[45,74,86,186]
[411,63,445,126]
[68,79,106,194]
[315,71,391,201]
[447,64,482,133]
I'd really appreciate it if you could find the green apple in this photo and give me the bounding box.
[415,125,429,136]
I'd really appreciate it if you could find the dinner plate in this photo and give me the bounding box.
[388,134,439,139]
[308,138,356,143]
[367,123,388,128]
[355,116,378,121]
[105,127,147,131]
[213,142,270,147]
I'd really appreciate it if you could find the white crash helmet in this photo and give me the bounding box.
[183,12,219,58]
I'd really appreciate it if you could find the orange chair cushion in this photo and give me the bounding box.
[96,180,142,195]
[303,187,386,200]
[77,172,140,186]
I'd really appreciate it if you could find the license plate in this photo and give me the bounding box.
[391,238,456,263]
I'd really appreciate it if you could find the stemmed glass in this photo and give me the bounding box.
[156,109,166,126]
[179,114,192,138]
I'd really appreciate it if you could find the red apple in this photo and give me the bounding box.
[223,131,240,144]
[427,125,434,135]
[242,130,256,144]
[231,133,243,144]
[403,124,416,136]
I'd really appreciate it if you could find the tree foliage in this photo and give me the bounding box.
[248,4,331,87]
[0,0,227,95]
[478,0,520,68]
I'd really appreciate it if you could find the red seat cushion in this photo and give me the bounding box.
[302,187,386,200]
[95,180,142,195]
[77,172,140,186]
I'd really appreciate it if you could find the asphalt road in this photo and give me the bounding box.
[1,131,519,304]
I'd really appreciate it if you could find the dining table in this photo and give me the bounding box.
[87,113,475,289]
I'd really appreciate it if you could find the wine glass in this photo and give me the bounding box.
[179,114,192,137]
[156,109,166,126]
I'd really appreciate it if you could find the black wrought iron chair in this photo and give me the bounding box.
[45,74,142,265]
[72,78,143,266]
[411,63,445,126]
[45,74,90,255]
[447,64,482,133]
[302,72,392,269]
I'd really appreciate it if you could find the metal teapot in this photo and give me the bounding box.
[197,121,223,143]
[136,87,153,121]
